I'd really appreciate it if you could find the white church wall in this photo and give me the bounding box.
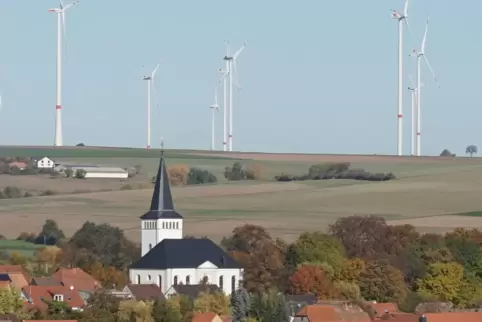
[130,267,244,295]
[141,218,183,256]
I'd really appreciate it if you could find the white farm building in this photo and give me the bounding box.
[81,167,128,179]
[55,164,128,179]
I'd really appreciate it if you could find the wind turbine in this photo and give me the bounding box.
[209,87,219,150]
[391,0,410,156]
[411,17,440,156]
[217,65,228,152]
[223,41,247,152]
[408,76,424,156]
[49,0,79,147]
[143,64,160,149]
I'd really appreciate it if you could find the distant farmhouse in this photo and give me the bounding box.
[33,156,55,169]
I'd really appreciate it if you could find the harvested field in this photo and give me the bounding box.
[0,145,481,243]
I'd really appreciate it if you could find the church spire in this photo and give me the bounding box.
[140,140,183,220]
[149,151,174,211]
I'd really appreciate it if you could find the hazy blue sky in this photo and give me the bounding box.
[0,0,480,155]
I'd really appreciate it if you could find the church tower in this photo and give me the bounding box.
[140,152,183,256]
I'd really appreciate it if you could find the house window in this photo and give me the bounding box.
[158,275,162,289]
[186,276,190,285]
[136,275,141,284]
[148,275,151,281]
[174,276,178,285]
[149,243,152,250]
[219,276,224,289]
[231,276,236,293]
[53,294,63,301]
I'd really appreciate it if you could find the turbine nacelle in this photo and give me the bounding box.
[391,10,405,20]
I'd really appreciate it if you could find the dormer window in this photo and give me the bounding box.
[53,294,64,302]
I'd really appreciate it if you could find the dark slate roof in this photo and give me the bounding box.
[140,153,183,220]
[130,238,241,269]
[173,284,221,300]
[126,283,165,301]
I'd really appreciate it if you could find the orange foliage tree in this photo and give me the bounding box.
[246,163,264,180]
[290,264,340,300]
[167,165,188,186]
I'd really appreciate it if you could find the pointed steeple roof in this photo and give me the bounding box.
[140,152,183,220]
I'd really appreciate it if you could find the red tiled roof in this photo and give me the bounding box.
[295,305,339,321]
[220,315,232,322]
[23,285,85,312]
[52,268,100,293]
[192,312,219,322]
[0,265,30,291]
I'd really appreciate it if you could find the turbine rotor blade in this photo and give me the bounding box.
[423,55,440,88]
[233,42,247,60]
[403,0,409,17]
[152,63,160,78]
[233,60,242,91]
[421,17,429,53]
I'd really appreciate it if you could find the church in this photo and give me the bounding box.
[129,152,243,295]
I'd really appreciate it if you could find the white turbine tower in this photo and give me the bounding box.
[408,76,424,156]
[411,17,440,156]
[209,87,219,150]
[223,41,247,152]
[143,64,160,149]
[391,0,410,156]
[218,63,229,152]
[49,0,79,147]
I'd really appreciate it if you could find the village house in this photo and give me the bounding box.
[128,152,243,295]
[33,156,55,169]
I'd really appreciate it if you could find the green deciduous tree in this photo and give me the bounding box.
[249,291,289,322]
[152,298,182,322]
[193,291,230,316]
[287,232,345,272]
[187,168,217,185]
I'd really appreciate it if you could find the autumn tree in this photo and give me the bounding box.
[224,225,285,293]
[167,295,193,322]
[329,216,392,259]
[245,163,264,180]
[81,289,121,322]
[416,262,464,302]
[444,233,482,277]
[34,245,62,274]
[69,221,139,268]
[290,265,340,300]
[167,165,188,186]
[9,252,26,266]
[0,286,23,314]
[335,258,365,283]
[117,299,154,322]
[335,281,361,300]
[193,291,230,316]
[286,232,346,272]
[359,260,407,303]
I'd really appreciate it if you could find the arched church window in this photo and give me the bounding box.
[176,222,179,229]
[158,275,162,289]
[231,276,236,293]
[136,274,140,284]
[186,276,190,285]
[162,222,165,229]
[174,276,178,285]
[148,274,151,281]
[219,276,224,290]
[202,276,209,284]
[149,243,152,250]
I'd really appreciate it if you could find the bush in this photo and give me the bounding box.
[245,163,264,180]
[40,190,56,196]
[64,168,74,178]
[440,149,456,157]
[76,143,85,147]
[17,232,36,243]
[167,165,188,186]
[274,163,396,182]
[3,186,22,198]
[75,169,87,179]
[224,162,248,181]
[187,168,217,185]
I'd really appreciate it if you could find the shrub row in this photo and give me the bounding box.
[274,162,396,182]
